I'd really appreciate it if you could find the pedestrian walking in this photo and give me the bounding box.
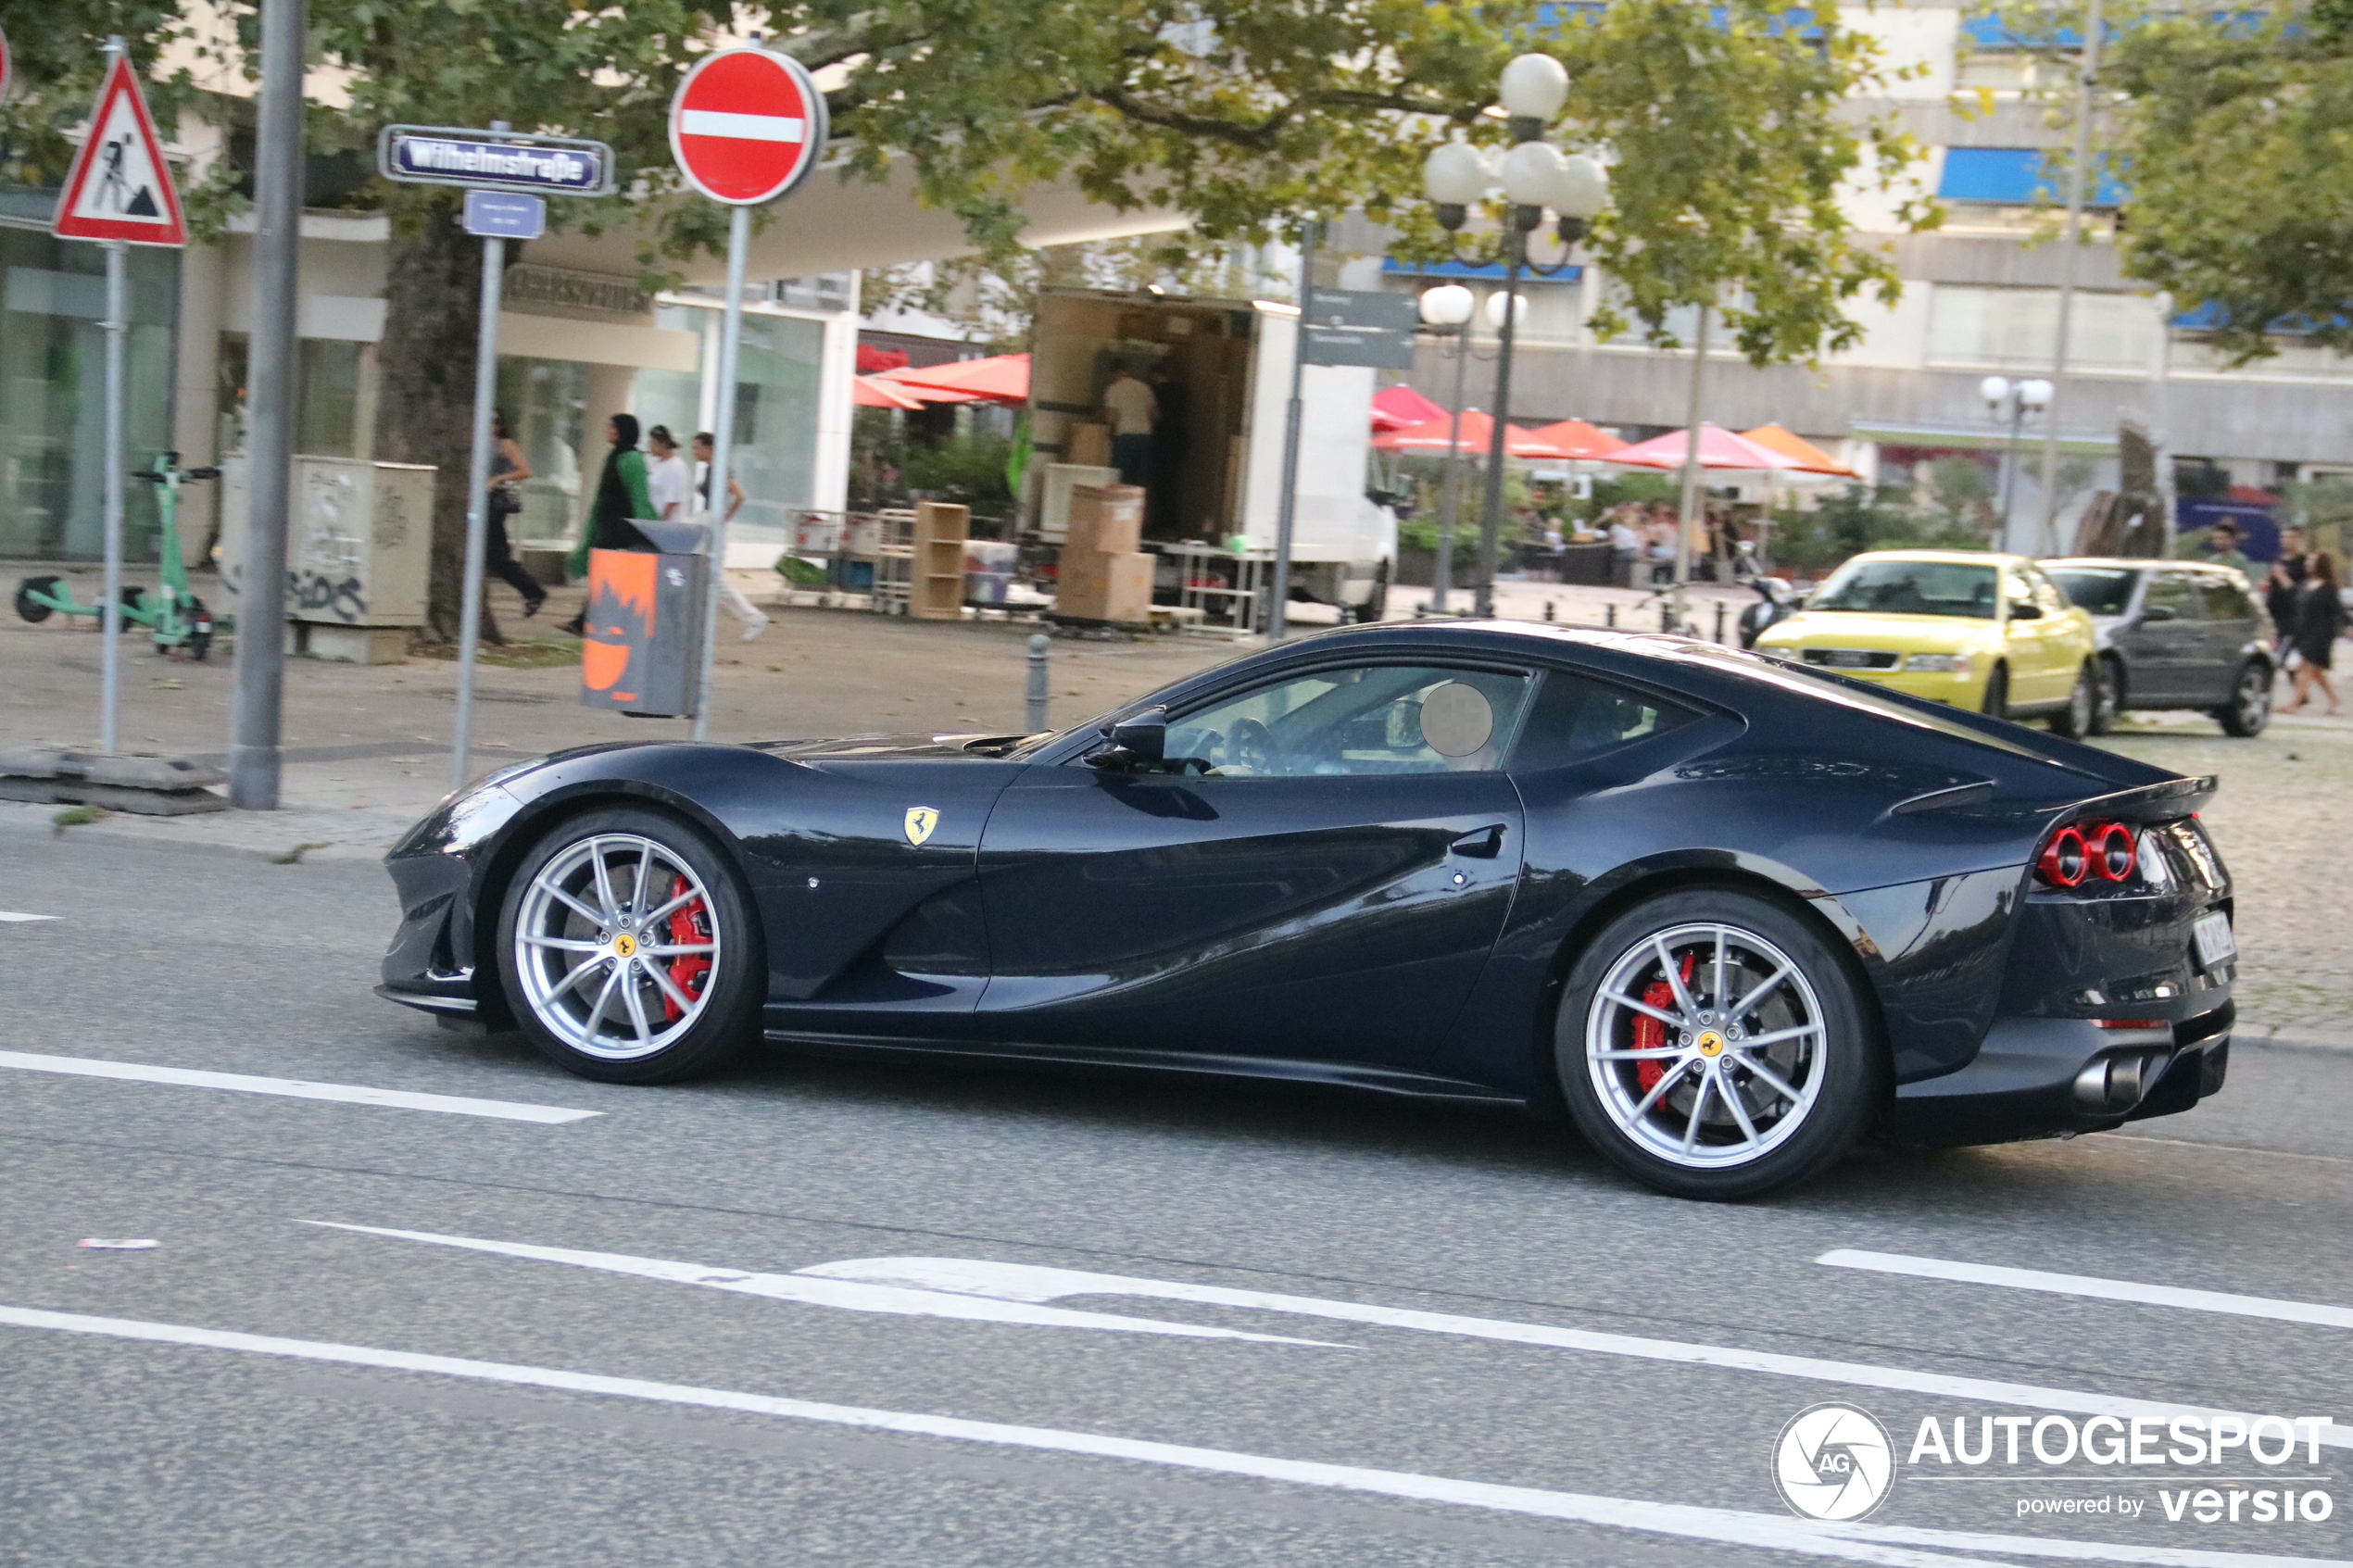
[484,410,547,619]
[560,413,659,635]
[2280,550,2346,716]
[645,425,693,522]
[2264,523,2309,637]
[693,431,771,642]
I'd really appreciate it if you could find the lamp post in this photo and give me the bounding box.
[1421,54,1608,618]
[1981,374,2053,550]
[1416,282,1476,614]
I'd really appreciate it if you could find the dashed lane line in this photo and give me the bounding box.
[1818,1251,2353,1332]
[0,1051,599,1124]
[0,911,56,922]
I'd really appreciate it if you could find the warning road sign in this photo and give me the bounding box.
[668,47,827,206]
[54,52,186,245]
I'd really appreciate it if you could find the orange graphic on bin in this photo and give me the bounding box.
[582,549,657,704]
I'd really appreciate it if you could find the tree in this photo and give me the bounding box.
[0,3,194,192]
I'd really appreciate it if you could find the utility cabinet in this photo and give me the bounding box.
[219,456,436,659]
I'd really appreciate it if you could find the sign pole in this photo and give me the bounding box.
[1268,219,1318,645]
[690,203,750,742]
[449,126,512,789]
[97,229,127,752]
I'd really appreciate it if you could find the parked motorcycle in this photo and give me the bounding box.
[1737,572,1798,648]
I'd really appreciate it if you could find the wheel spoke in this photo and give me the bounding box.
[641,958,698,1016]
[522,935,604,952]
[1603,990,1684,1029]
[1680,1073,1712,1155]
[630,843,654,920]
[1629,1056,1695,1120]
[1653,936,1699,1017]
[545,884,606,929]
[581,963,623,1040]
[1730,962,1792,1019]
[550,957,609,999]
[620,965,653,1043]
[1718,1070,1764,1148]
[1733,1050,1804,1105]
[1713,925,1728,1012]
[1594,1047,1683,1060]
[589,844,620,922]
[639,941,714,957]
[639,886,700,926]
[1742,1022,1820,1049]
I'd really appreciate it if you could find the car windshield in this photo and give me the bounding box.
[1809,559,1998,619]
[2046,568,2137,615]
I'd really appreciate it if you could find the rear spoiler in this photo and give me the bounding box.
[2042,773,2217,827]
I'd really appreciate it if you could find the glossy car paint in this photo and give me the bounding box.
[2045,558,2272,717]
[381,622,2235,1147]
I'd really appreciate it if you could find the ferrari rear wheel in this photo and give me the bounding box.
[1556,889,1881,1199]
[496,806,761,1084]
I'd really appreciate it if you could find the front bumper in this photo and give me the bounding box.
[1888,1004,2232,1147]
[1811,665,1982,706]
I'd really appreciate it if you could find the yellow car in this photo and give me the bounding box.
[1754,550,2099,735]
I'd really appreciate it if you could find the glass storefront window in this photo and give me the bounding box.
[0,220,178,561]
[494,355,588,546]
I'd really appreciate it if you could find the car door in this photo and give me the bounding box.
[2126,571,2203,704]
[2194,571,2262,704]
[974,659,1532,1073]
[2000,566,2067,706]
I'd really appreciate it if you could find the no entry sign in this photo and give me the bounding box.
[668,47,827,206]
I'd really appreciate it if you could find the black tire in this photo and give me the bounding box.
[180,596,213,661]
[1980,663,2009,721]
[493,805,762,1085]
[14,575,60,623]
[2216,659,2271,737]
[2087,656,2122,736]
[116,584,146,627]
[1554,887,1884,1200]
[2047,663,2096,739]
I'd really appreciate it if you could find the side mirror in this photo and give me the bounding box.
[2140,604,2177,623]
[2008,602,2042,621]
[1086,706,1168,770]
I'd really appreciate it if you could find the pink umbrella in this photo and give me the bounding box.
[1374,410,1570,459]
[1522,419,1627,461]
[876,352,1030,404]
[853,374,927,410]
[1371,384,1449,432]
[1609,423,1805,472]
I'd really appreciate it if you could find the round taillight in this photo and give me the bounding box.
[2091,822,2137,882]
[2038,826,2089,887]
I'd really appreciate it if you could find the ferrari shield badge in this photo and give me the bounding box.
[903,807,940,847]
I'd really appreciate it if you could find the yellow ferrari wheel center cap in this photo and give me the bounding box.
[611,934,637,959]
[1695,1030,1725,1058]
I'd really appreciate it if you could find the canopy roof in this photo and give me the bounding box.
[1738,424,1860,478]
[853,374,928,410]
[1610,423,1809,473]
[1523,419,1627,461]
[1371,384,1450,432]
[1373,409,1571,459]
[875,352,1030,404]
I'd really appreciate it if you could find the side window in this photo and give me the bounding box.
[2027,568,2067,612]
[1508,669,1700,772]
[2145,573,2201,622]
[2200,576,2255,621]
[1161,665,1534,778]
[2003,571,2039,618]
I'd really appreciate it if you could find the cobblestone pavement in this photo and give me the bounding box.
[2091,704,2353,1036]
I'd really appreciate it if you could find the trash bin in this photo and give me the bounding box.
[580,519,709,718]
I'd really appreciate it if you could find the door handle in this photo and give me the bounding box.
[1449,824,1506,859]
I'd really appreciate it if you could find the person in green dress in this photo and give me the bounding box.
[560,413,659,634]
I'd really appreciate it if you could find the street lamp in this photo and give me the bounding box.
[1417,282,1477,614]
[1421,53,1609,617]
[1982,374,2052,549]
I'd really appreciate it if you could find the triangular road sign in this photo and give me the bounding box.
[54,53,186,246]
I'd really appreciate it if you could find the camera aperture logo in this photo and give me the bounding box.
[1774,1402,1896,1521]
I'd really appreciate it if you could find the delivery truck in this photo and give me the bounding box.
[1025,287,1395,624]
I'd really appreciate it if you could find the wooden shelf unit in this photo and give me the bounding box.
[910,500,969,621]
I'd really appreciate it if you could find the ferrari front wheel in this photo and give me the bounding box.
[1556,889,1881,1199]
[495,806,762,1084]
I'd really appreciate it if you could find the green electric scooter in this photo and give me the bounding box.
[14,453,223,659]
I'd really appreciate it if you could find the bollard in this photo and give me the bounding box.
[1543,599,1555,622]
[1658,600,1672,633]
[1025,633,1051,734]
[1714,601,1728,643]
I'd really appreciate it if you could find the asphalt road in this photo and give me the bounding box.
[1,835,2347,1568]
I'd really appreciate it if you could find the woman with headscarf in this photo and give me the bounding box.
[561,414,660,633]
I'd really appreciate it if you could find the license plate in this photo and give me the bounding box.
[2193,909,2236,968]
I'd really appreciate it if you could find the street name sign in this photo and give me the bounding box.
[1302,289,1418,370]
[462,189,547,240]
[53,52,187,245]
[378,126,617,197]
[669,47,828,205]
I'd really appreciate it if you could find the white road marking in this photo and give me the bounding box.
[678,109,804,143]
[0,1051,598,1124]
[1818,1250,2353,1332]
[0,910,56,922]
[3,1302,2339,1568]
[308,1224,1344,1347]
[797,1257,2353,1454]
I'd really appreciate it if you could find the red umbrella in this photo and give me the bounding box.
[853,374,927,410]
[1374,410,1569,459]
[1372,384,1449,432]
[1610,423,1805,472]
[876,352,1030,404]
[1522,419,1627,461]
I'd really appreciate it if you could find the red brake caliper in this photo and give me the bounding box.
[661,873,711,1022]
[1633,952,1697,1094]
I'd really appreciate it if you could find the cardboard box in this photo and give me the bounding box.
[1066,483,1144,556]
[1056,550,1154,623]
[1063,421,1111,469]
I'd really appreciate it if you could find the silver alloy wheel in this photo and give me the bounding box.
[511,833,721,1060]
[2234,665,2270,731]
[1584,922,1828,1170]
[2094,659,2121,729]
[2070,672,2095,733]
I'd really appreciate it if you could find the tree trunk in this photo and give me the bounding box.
[374,192,504,646]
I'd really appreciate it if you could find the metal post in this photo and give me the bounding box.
[1473,243,1523,619]
[228,0,305,809]
[1996,397,2026,545]
[691,204,751,740]
[1713,600,1727,644]
[1670,303,1712,636]
[2037,0,2104,555]
[1025,633,1050,733]
[1431,323,1471,615]
[448,194,507,788]
[1269,220,1318,643]
[98,234,126,754]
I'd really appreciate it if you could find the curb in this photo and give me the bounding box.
[0,800,398,865]
[2230,1022,2353,1056]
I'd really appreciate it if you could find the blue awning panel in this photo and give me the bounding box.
[1382,258,1581,284]
[1939,146,2125,206]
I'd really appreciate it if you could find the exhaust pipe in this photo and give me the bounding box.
[2074,1051,2159,1113]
